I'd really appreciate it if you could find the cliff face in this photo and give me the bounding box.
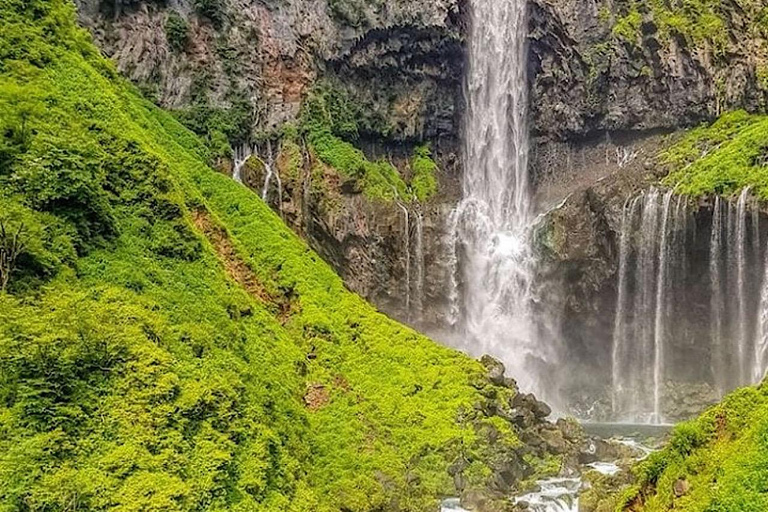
[74,0,464,139]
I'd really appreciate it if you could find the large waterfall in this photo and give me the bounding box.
[613,188,768,423]
[448,0,552,394]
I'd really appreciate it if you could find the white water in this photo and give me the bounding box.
[709,188,762,392]
[735,188,750,384]
[612,189,686,423]
[710,196,726,395]
[612,187,768,422]
[447,0,551,395]
[397,202,411,313]
[754,244,768,382]
[413,211,425,321]
[233,143,252,184]
[515,478,580,512]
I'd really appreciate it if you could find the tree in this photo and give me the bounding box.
[0,220,25,292]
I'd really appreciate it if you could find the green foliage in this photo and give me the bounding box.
[619,384,768,510]
[164,11,189,52]
[172,90,252,162]
[409,144,438,202]
[300,88,409,202]
[0,197,76,292]
[0,2,538,511]
[193,0,225,27]
[606,0,766,55]
[612,10,642,43]
[660,110,768,198]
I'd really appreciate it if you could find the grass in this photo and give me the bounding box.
[619,383,768,510]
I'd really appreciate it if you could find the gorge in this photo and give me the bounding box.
[5,0,768,510]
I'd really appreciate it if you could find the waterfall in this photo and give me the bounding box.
[735,188,751,384]
[612,189,685,422]
[261,140,274,200]
[710,197,726,395]
[652,190,674,423]
[413,211,425,320]
[611,196,641,415]
[448,0,547,393]
[233,143,252,184]
[755,245,768,382]
[614,187,767,420]
[397,202,411,314]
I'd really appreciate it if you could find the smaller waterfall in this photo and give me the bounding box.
[233,143,252,184]
[413,211,425,320]
[710,196,727,395]
[754,245,768,382]
[735,188,751,383]
[397,202,411,313]
[612,189,686,422]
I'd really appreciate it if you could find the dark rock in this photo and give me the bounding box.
[481,354,508,386]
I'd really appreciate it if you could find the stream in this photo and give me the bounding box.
[440,422,666,512]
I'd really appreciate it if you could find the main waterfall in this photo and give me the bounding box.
[448,0,554,395]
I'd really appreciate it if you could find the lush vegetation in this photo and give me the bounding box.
[0,1,527,510]
[410,145,438,202]
[660,110,768,199]
[299,86,439,203]
[616,382,768,510]
[164,11,189,53]
[610,0,768,54]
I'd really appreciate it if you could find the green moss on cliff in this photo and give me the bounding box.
[610,0,765,54]
[660,111,768,198]
[0,1,534,510]
[410,144,438,202]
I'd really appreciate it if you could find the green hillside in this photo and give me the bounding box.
[616,383,768,511]
[0,1,542,510]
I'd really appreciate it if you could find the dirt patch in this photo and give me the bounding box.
[304,383,330,411]
[192,209,296,321]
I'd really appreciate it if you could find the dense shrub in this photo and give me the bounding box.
[164,11,189,52]
[193,0,226,27]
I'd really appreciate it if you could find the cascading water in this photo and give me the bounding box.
[413,211,425,321]
[613,187,767,422]
[233,143,252,184]
[448,0,552,394]
[611,188,687,423]
[397,202,411,314]
[709,189,763,393]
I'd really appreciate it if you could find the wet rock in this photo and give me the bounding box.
[539,426,568,454]
[481,355,507,386]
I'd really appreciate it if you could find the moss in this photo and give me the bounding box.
[612,10,642,43]
[605,0,762,56]
[410,144,438,202]
[660,110,768,198]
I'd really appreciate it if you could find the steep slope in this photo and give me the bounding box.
[604,382,768,511]
[0,1,576,510]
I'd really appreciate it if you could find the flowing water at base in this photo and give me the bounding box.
[440,423,662,512]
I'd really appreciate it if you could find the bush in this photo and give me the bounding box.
[164,11,189,52]
[193,0,226,27]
